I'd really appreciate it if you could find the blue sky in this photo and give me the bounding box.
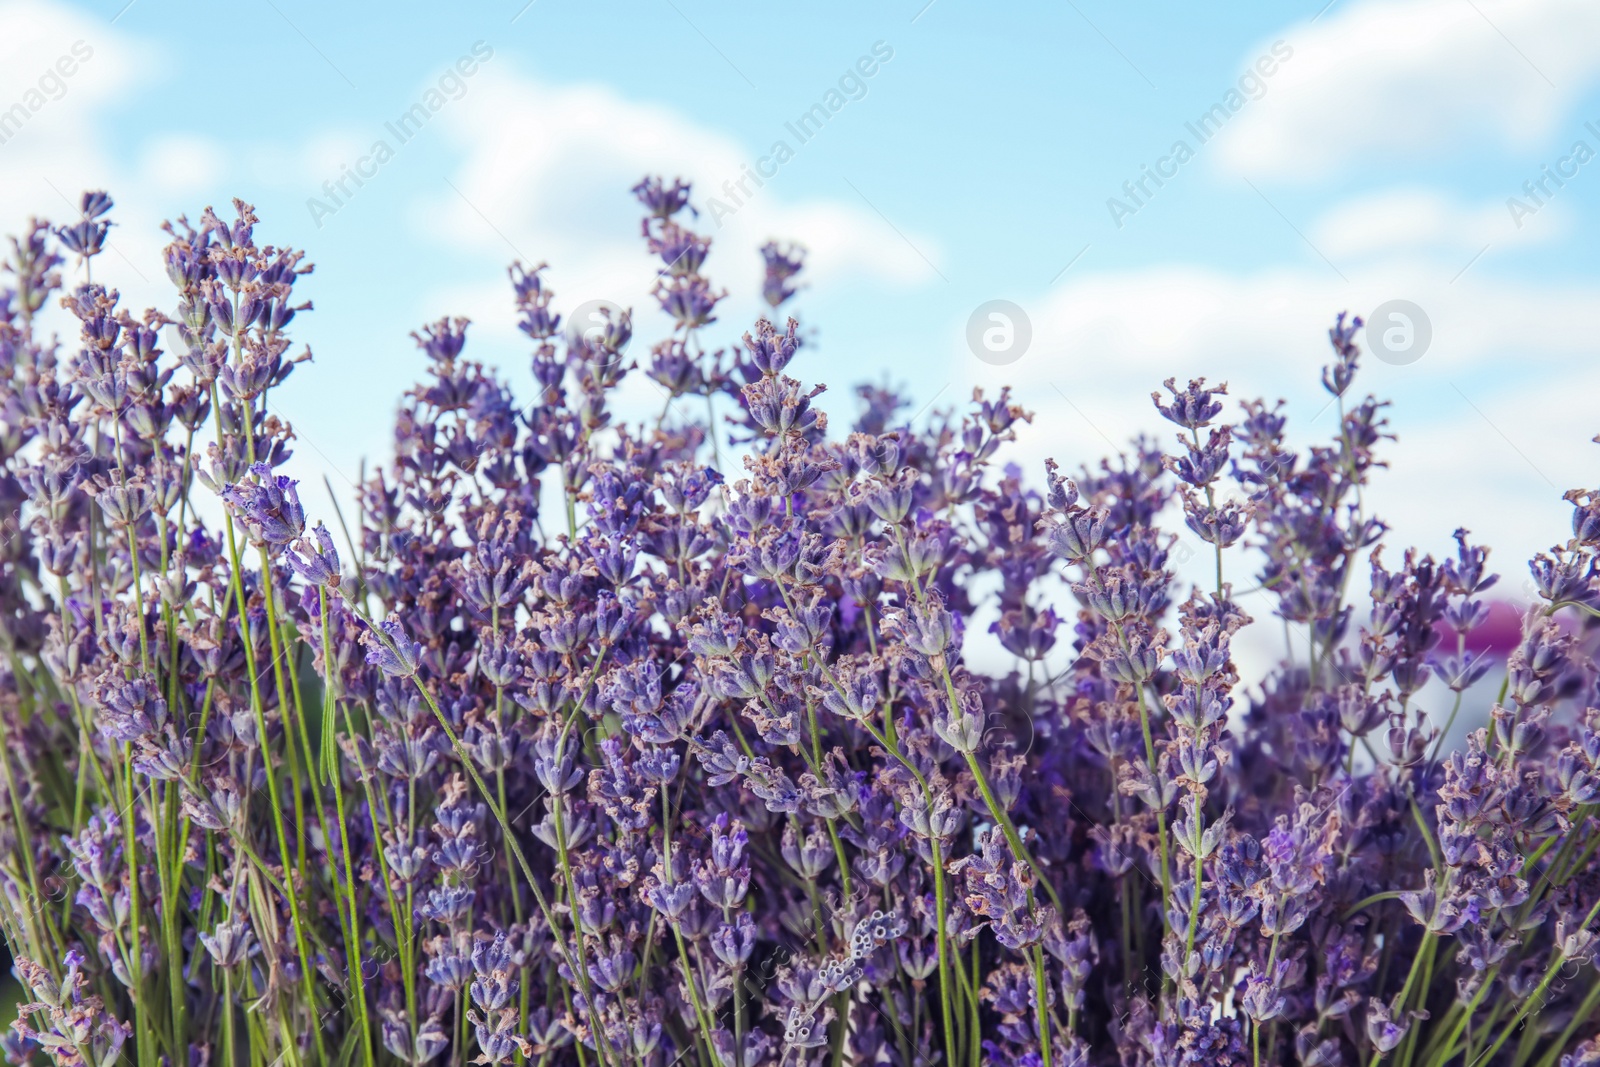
[4,0,1600,596]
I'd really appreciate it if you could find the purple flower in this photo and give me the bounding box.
[760,242,806,309]
[632,175,693,218]
[287,522,341,587]
[220,462,306,545]
[363,613,423,677]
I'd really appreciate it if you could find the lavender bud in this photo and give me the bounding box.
[932,688,985,754]
[364,614,423,678]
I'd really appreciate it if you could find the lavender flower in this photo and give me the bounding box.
[221,462,306,545]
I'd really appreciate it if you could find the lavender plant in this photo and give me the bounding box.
[0,180,1598,1067]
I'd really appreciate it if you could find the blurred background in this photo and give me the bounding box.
[2,0,1596,655]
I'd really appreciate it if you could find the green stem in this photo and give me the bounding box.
[213,379,323,1065]
[661,784,710,1067]
[961,749,1065,917]
[1032,943,1054,1067]
[322,599,376,1067]
[858,719,958,1067]
[1531,979,1600,1067]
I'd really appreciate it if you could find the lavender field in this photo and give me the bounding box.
[0,176,1598,1067]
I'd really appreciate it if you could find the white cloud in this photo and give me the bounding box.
[0,0,183,314]
[1309,187,1564,259]
[402,64,939,346]
[137,132,226,196]
[0,0,137,207]
[1217,0,1600,180]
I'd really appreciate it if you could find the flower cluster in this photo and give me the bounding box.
[1,182,1598,1067]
